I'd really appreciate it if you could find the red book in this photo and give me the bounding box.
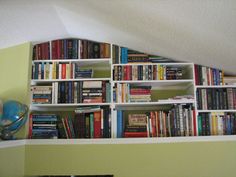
[61,63,66,79]
[28,114,33,139]
[130,90,151,94]
[123,131,148,138]
[52,40,57,59]
[94,111,101,138]
[57,40,61,59]
[64,117,72,138]
[155,111,160,137]
[83,97,103,103]
[38,44,41,60]
[151,112,157,137]
[123,66,127,80]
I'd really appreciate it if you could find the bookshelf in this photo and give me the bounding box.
[28,38,236,142]
[194,65,236,136]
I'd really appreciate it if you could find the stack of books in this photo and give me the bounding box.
[166,66,183,80]
[124,114,148,138]
[31,86,52,104]
[82,81,110,103]
[129,85,152,102]
[29,114,58,139]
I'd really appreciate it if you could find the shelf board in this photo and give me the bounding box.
[197,109,236,113]
[115,100,195,106]
[31,78,111,84]
[1,135,236,148]
[113,79,194,83]
[112,62,193,66]
[30,103,111,111]
[112,79,194,89]
[32,58,111,63]
[196,85,236,88]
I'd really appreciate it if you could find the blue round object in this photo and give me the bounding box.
[0,100,28,132]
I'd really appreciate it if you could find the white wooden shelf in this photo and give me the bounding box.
[29,40,236,144]
[113,79,194,83]
[32,58,111,63]
[196,85,236,88]
[197,109,236,113]
[30,103,111,111]
[31,78,111,84]
[1,135,236,148]
[112,62,194,66]
[114,100,195,106]
[113,79,194,89]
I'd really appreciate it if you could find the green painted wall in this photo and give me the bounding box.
[0,42,32,104]
[24,142,236,177]
[0,43,31,177]
[0,146,25,177]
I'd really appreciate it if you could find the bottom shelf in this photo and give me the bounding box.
[1,135,236,148]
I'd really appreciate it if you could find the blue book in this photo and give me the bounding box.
[124,48,128,63]
[121,47,128,64]
[117,110,123,138]
[226,115,232,135]
[63,39,67,59]
[41,62,44,79]
[68,81,72,103]
[34,63,39,79]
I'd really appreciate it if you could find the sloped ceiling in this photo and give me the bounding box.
[0,0,236,74]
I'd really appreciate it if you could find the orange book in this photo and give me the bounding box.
[94,111,101,138]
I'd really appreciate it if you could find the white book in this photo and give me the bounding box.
[54,82,58,104]
[49,63,53,79]
[59,63,62,79]
[83,81,102,88]
[52,82,55,104]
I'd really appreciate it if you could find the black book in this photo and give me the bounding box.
[93,42,100,58]
[103,107,110,138]
[207,89,212,110]
[57,118,67,139]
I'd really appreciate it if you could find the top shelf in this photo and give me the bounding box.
[196,85,236,88]
[32,58,111,64]
[112,62,194,66]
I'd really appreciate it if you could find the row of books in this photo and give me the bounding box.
[33,42,50,60]
[80,40,110,59]
[31,81,111,104]
[194,65,224,85]
[32,62,93,80]
[196,88,236,110]
[113,65,183,81]
[112,46,174,64]
[114,84,151,103]
[57,106,111,139]
[28,114,58,139]
[198,112,236,136]
[51,39,78,59]
[117,104,196,138]
[29,110,236,139]
[33,39,111,60]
